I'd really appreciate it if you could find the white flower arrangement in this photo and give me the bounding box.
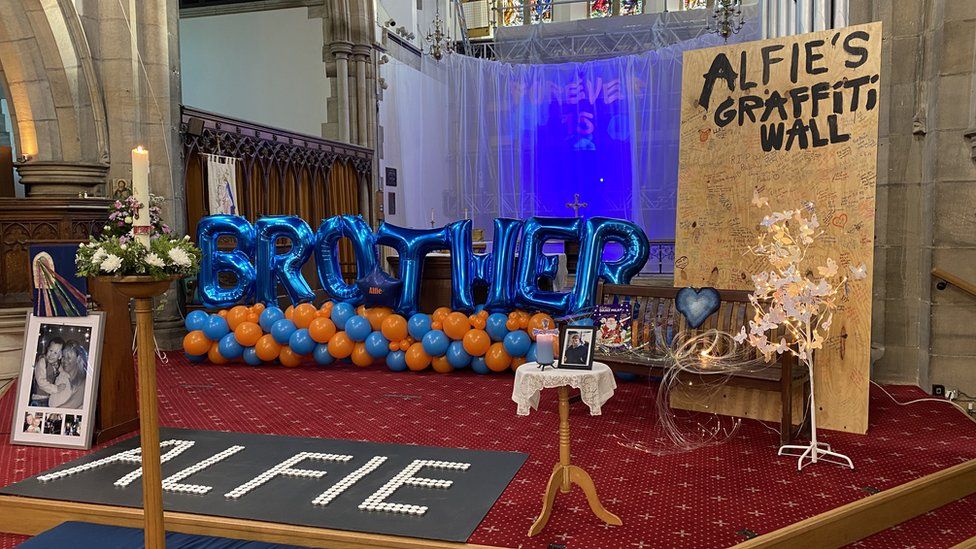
[76,234,201,279]
[733,192,867,364]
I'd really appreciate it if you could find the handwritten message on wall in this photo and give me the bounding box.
[674,23,881,433]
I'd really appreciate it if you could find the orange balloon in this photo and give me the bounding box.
[321,301,335,312]
[308,317,337,344]
[381,314,408,341]
[477,309,489,319]
[356,305,367,317]
[399,339,412,352]
[432,356,454,374]
[217,309,228,318]
[279,347,303,367]
[510,356,527,371]
[207,343,229,365]
[405,343,431,371]
[443,312,471,340]
[527,313,555,340]
[470,316,486,330]
[366,307,393,330]
[246,312,260,324]
[462,329,491,356]
[432,307,452,323]
[183,330,211,355]
[328,332,354,359]
[255,334,281,361]
[351,342,374,367]
[284,305,295,320]
[485,342,511,372]
[505,318,520,331]
[388,341,399,351]
[226,305,249,331]
[431,321,443,331]
[251,302,266,315]
[234,322,263,347]
[517,315,530,330]
[292,303,317,329]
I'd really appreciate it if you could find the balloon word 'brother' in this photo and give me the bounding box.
[196,215,650,315]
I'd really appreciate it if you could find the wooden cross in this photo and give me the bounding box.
[566,193,588,217]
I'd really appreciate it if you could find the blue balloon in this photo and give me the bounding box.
[474,304,486,314]
[313,343,335,366]
[203,315,230,340]
[288,328,316,355]
[315,215,379,304]
[259,307,285,332]
[376,222,449,315]
[365,331,391,359]
[218,332,244,359]
[446,341,471,368]
[470,356,489,374]
[344,315,372,342]
[242,347,262,366]
[616,372,638,381]
[185,310,209,332]
[485,313,509,342]
[422,330,450,356]
[503,330,531,357]
[515,217,582,315]
[570,217,649,313]
[185,352,206,363]
[254,216,316,305]
[407,313,432,340]
[386,350,407,372]
[481,218,524,312]
[270,319,297,345]
[196,215,256,308]
[525,342,538,363]
[331,302,356,329]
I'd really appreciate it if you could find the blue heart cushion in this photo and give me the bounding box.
[675,287,721,329]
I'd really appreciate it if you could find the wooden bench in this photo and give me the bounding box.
[594,283,809,445]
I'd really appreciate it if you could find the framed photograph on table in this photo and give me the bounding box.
[558,326,595,370]
[10,312,105,449]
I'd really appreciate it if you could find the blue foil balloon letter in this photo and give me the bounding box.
[376,222,448,315]
[254,216,315,304]
[196,215,256,308]
[571,217,650,313]
[315,215,379,304]
[481,218,523,312]
[515,217,582,315]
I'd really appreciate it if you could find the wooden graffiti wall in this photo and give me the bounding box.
[674,23,882,433]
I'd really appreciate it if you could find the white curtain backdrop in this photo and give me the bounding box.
[445,30,755,242]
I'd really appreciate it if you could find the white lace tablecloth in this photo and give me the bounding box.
[512,362,616,416]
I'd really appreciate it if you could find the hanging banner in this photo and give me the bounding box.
[207,154,239,215]
[674,23,882,434]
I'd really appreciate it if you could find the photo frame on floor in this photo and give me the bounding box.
[558,325,595,370]
[10,312,105,449]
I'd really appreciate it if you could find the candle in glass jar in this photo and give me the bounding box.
[131,146,151,248]
[536,333,554,365]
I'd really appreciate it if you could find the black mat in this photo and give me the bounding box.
[1,428,527,543]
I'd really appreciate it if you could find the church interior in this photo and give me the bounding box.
[0,0,974,547]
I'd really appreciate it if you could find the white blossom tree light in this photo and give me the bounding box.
[734,193,867,470]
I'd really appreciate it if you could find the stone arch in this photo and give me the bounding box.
[0,0,110,194]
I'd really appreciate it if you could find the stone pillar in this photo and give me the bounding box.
[353,45,371,147]
[333,42,353,143]
[14,162,109,197]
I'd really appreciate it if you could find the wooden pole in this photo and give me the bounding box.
[134,295,165,548]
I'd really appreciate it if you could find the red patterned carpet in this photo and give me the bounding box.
[0,354,975,548]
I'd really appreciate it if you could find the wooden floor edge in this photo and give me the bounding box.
[952,535,976,549]
[0,494,502,549]
[738,458,976,548]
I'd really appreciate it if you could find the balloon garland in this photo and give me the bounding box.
[184,302,559,374]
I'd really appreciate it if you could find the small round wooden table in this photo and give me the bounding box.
[512,361,622,536]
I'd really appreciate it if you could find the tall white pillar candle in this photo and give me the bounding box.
[131,146,151,248]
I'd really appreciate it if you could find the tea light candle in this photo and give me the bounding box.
[536,333,555,366]
[131,146,151,248]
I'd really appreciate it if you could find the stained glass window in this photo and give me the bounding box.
[501,0,523,27]
[589,0,611,18]
[532,0,553,23]
[622,0,643,15]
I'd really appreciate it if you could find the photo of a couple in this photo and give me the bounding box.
[28,325,91,410]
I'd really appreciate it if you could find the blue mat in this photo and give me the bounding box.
[19,521,309,549]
